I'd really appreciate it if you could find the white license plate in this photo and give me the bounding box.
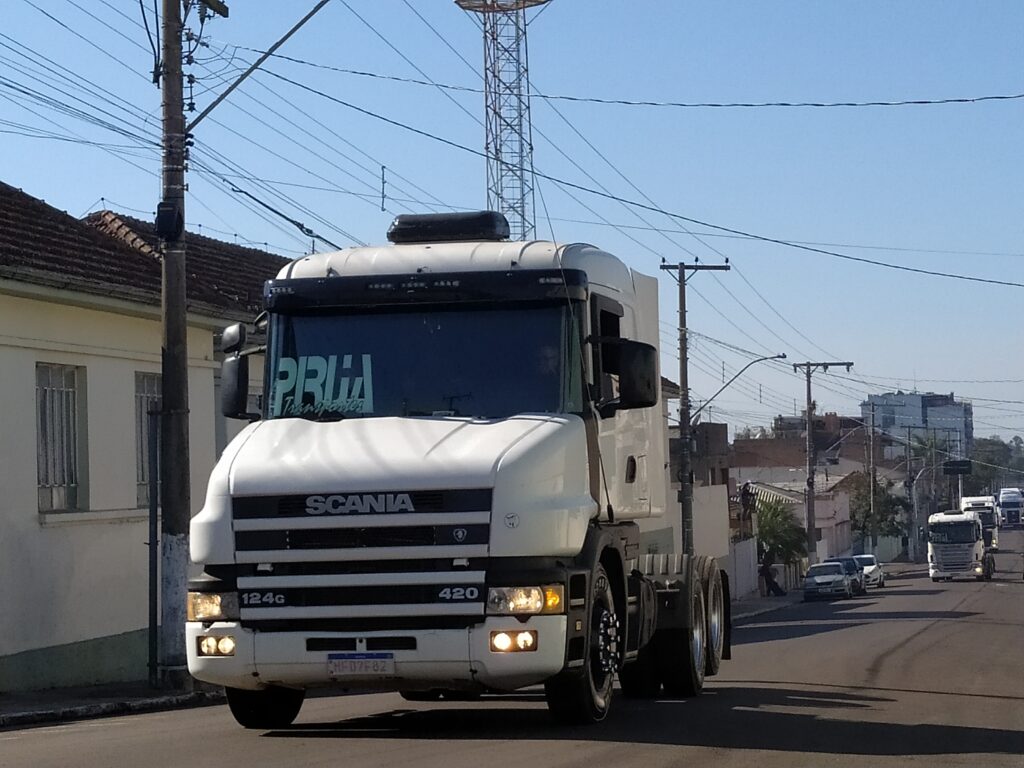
[327,652,395,677]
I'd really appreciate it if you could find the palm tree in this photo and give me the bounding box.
[756,498,807,565]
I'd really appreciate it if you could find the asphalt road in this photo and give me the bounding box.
[5,533,1024,768]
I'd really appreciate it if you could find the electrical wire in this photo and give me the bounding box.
[197,42,1024,111]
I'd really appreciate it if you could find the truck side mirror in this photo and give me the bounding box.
[221,322,246,354]
[617,340,658,410]
[221,353,258,421]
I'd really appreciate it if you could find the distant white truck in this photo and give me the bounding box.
[960,495,999,551]
[997,488,1022,528]
[928,509,994,582]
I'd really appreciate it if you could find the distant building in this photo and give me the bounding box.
[862,392,973,457]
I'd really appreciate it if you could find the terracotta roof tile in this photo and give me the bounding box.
[0,180,290,317]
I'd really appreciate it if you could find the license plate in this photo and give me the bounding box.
[327,652,395,677]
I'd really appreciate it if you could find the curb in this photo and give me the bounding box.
[732,600,799,622]
[0,690,225,730]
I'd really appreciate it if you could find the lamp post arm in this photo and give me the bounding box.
[690,353,786,425]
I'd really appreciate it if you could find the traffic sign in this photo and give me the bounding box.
[942,459,972,476]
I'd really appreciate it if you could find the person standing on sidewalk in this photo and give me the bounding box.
[759,558,787,597]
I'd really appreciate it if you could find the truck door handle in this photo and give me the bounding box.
[625,456,637,483]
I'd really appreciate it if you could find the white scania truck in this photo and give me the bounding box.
[187,212,731,728]
[928,509,994,581]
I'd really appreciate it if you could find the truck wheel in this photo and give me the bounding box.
[225,685,305,729]
[695,556,725,677]
[618,642,660,698]
[659,568,707,697]
[545,563,618,723]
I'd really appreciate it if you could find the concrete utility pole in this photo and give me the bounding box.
[660,262,730,556]
[156,0,190,689]
[792,361,854,564]
[868,402,876,549]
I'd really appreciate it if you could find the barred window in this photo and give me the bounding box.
[135,372,162,508]
[36,363,84,512]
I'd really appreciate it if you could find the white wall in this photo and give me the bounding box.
[0,293,218,661]
[692,484,730,560]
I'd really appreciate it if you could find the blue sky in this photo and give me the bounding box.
[3,1,1023,439]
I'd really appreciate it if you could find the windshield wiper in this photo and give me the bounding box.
[291,410,349,422]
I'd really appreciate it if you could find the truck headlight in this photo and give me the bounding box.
[187,592,239,622]
[486,586,563,615]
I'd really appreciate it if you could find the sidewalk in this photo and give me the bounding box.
[0,681,223,730]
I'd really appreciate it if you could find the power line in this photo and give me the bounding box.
[199,42,1024,111]
[260,69,1024,290]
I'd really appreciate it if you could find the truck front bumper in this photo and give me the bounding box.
[187,615,568,692]
[929,565,985,580]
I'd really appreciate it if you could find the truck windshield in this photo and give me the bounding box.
[265,304,584,420]
[977,510,996,527]
[929,522,978,544]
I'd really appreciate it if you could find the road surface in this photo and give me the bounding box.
[4,533,1023,767]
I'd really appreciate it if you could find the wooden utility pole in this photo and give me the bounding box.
[792,361,854,564]
[660,262,730,555]
[156,0,190,689]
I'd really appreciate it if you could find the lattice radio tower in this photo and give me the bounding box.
[455,0,550,240]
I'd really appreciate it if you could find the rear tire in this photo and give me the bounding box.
[225,686,305,729]
[545,563,618,724]
[618,642,660,698]
[660,566,707,698]
[695,556,725,677]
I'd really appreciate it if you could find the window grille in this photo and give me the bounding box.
[135,372,162,508]
[36,364,82,511]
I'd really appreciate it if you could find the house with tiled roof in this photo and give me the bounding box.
[0,180,288,691]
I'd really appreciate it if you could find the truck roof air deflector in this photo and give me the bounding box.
[387,211,511,244]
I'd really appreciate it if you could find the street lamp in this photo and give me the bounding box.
[690,353,787,425]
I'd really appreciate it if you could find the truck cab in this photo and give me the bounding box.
[997,488,1022,529]
[186,212,729,728]
[960,495,999,551]
[927,509,994,582]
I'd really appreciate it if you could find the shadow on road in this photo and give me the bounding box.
[264,685,1024,756]
[732,597,982,645]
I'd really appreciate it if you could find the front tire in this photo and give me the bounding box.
[225,686,305,729]
[545,563,618,724]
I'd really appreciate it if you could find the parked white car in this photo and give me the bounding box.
[854,554,887,588]
[802,563,853,601]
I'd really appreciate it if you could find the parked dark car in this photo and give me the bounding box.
[823,557,866,595]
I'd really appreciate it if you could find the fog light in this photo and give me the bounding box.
[198,634,236,657]
[490,630,537,653]
[975,566,983,573]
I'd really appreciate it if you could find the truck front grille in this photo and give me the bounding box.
[933,544,974,571]
[231,489,491,631]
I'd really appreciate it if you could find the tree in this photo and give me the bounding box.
[963,437,1014,495]
[848,472,908,544]
[755,498,807,565]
